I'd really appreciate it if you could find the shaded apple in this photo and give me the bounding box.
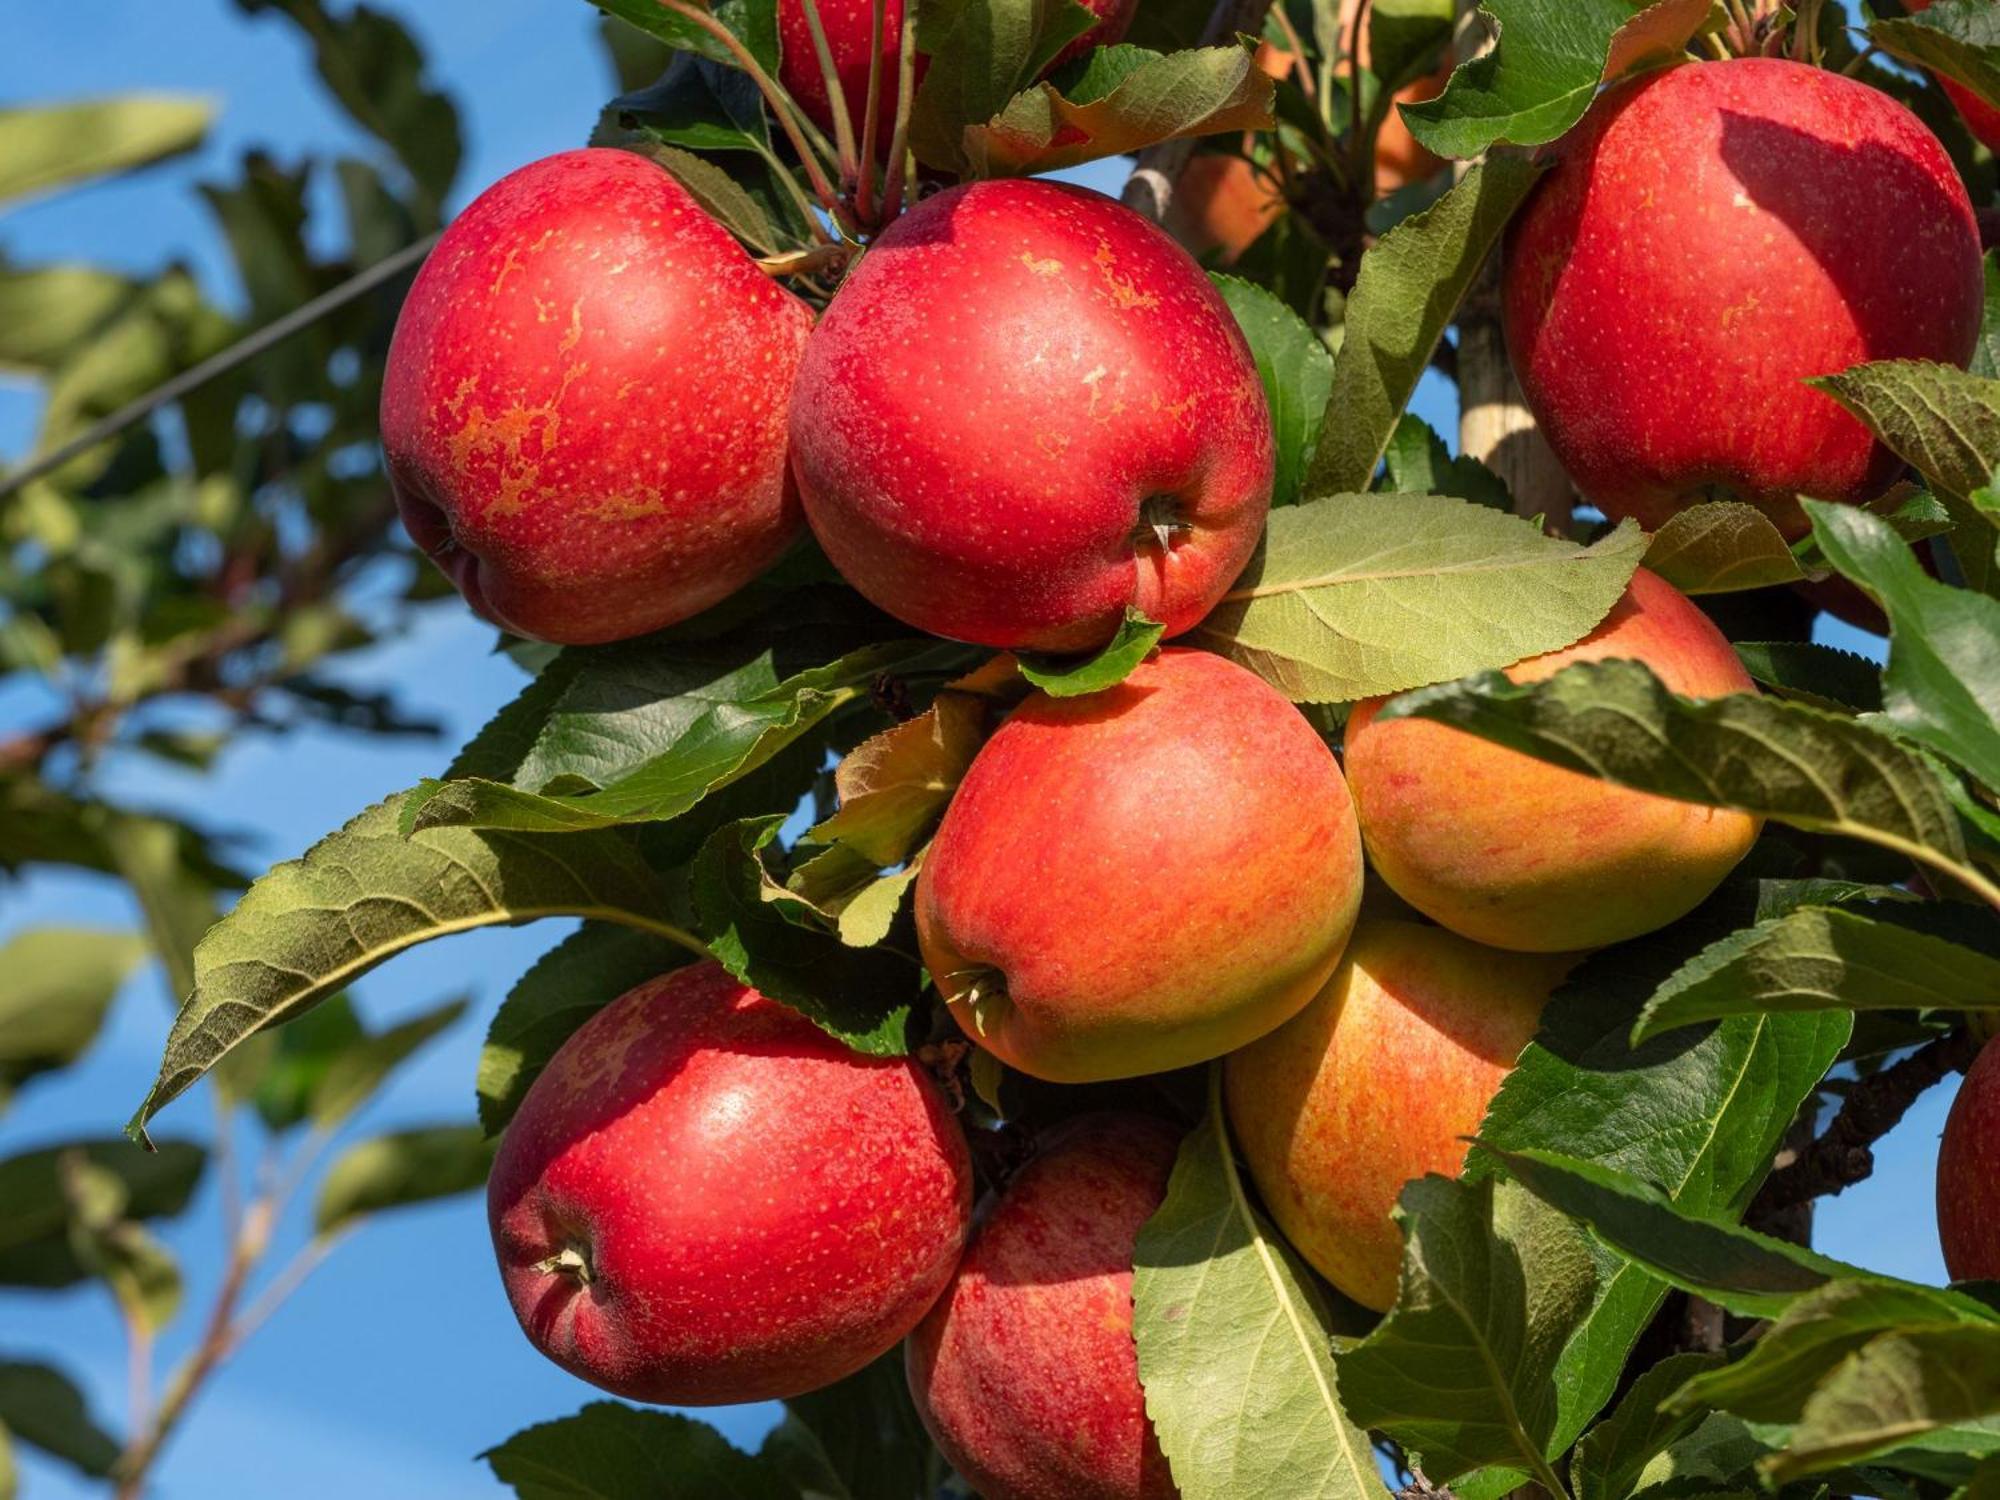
[1343,568,1762,953]
[1503,58,1981,536]
[1938,1036,2000,1282]
[906,1112,1182,1500]
[917,647,1363,1081]
[381,148,812,645]
[1225,918,1572,1311]
[487,960,972,1404]
[790,178,1275,652]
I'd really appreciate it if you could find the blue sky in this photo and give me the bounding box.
[0,5,1946,1498]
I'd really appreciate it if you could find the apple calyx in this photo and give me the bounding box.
[941,965,1008,1038]
[533,1243,595,1287]
[1133,495,1192,555]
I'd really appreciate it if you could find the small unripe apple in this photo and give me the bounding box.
[381,148,812,644]
[1938,1037,2000,1282]
[917,647,1363,1081]
[487,961,972,1404]
[906,1113,1182,1500]
[1910,0,2000,152]
[1503,58,1981,536]
[1343,569,1762,953]
[790,178,1276,652]
[1225,918,1572,1311]
[776,0,1137,156]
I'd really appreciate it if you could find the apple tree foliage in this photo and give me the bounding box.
[7,0,2000,1496]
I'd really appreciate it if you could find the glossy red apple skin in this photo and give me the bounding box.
[917,648,1363,1081]
[1504,58,1981,537]
[1938,1037,2000,1282]
[381,148,813,645]
[1910,0,2000,151]
[906,1113,1182,1500]
[790,179,1275,652]
[487,961,973,1405]
[775,0,1136,155]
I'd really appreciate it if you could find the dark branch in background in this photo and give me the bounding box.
[1121,0,1278,221]
[0,233,440,502]
[1757,1029,1980,1213]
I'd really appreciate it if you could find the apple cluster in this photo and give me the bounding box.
[376,39,1990,1500]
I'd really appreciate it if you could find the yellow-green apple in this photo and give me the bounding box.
[1503,58,1981,536]
[1343,568,1761,953]
[1938,1037,2000,1281]
[917,647,1363,1081]
[906,1113,1181,1500]
[776,0,1137,157]
[1225,918,1572,1310]
[381,148,812,645]
[487,961,972,1404]
[789,179,1275,652]
[1910,0,2000,152]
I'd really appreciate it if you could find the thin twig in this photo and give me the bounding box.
[855,0,890,225]
[0,232,439,502]
[880,0,922,222]
[797,0,861,189]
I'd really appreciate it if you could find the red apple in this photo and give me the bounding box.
[381,148,812,645]
[1226,919,1572,1310]
[906,1113,1181,1500]
[916,648,1363,1081]
[1938,1037,2000,1281]
[1910,0,2000,152]
[1343,569,1763,953]
[487,960,972,1404]
[776,0,1137,157]
[1503,58,1982,537]
[789,178,1276,652]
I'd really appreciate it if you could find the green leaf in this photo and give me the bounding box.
[244,992,365,1131]
[624,140,784,257]
[0,263,141,375]
[1774,1326,2000,1483]
[309,995,468,1127]
[1870,2,2000,119]
[1381,415,1514,512]
[0,1363,119,1479]
[1674,1280,1999,1430]
[0,928,145,1107]
[1571,1350,1738,1500]
[483,1402,796,1500]
[763,1352,939,1500]
[1019,611,1163,696]
[1974,253,2000,383]
[1806,499,2000,791]
[1470,881,1854,1459]
[1733,642,1883,715]
[1132,1071,1385,1500]
[1335,1174,1596,1490]
[1377,659,2000,908]
[1402,0,1711,159]
[408,636,966,833]
[1485,1145,1981,1323]
[0,96,212,208]
[693,817,917,1054]
[1187,493,1645,703]
[1371,0,1457,96]
[127,794,703,1143]
[609,54,771,153]
[0,1139,203,1290]
[1631,904,2000,1043]
[1811,361,2000,594]
[1212,275,1333,507]
[587,0,782,75]
[959,45,1278,179]
[478,924,694,1136]
[1306,157,1544,496]
[908,0,1101,173]
[1644,503,1808,595]
[314,1124,494,1235]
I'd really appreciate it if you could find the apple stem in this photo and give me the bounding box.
[855,0,890,226]
[796,0,862,193]
[879,0,921,223]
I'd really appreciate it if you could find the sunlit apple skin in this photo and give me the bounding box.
[775,0,1136,154]
[381,148,813,645]
[1503,58,1981,537]
[1910,0,2000,152]
[1938,1038,2000,1282]
[1225,919,1571,1311]
[790,179,1275,652]
[487,961,973,1405]
[916,648,1363,1082]
[1343,569,1762,954]
[906,1114,1182,1500]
